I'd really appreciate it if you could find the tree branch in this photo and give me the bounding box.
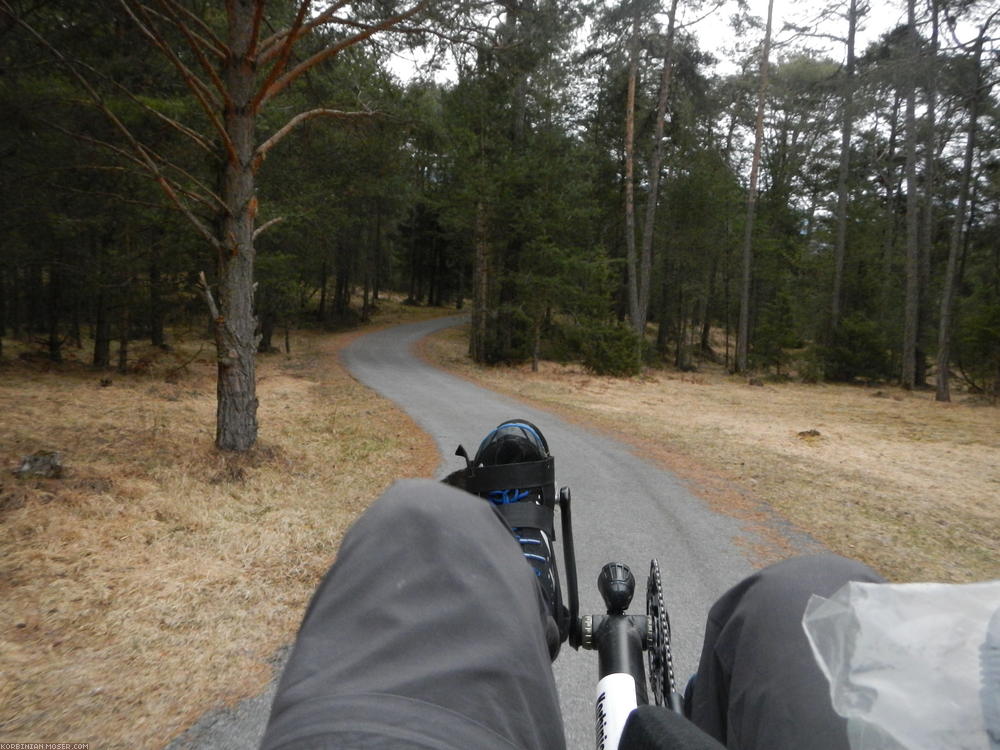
[157,0,228,57]
[198,271,221,320]
[152,0,232,101]
[252,0,311,113]
[258,0,431,107]
[140,0,226,61]
[253,216,284,239]
[321,16,477,46]
[676,0,728,33]
[118,0,239,164]
[119,1,220,106]
[253,108,378,170]
[49,183,189,211]
[49,109,224,213]
[258,0,351,63]
[246,0,265,59]
[49,117,224,226]
[72,55,216,155]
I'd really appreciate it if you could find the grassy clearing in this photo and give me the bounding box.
[0,299,444,748]
[423,325,1000,584]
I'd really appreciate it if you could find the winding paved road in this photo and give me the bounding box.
[171,316,765,749]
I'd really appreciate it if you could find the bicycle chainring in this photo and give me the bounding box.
[646,558,677,706]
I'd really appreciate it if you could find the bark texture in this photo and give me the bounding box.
[901,0,920,389]
[637,0,680,337]
[623,5,641,334]
[831,0,858,331]
[214,6,260,451]
[736,0,774,373]
[936,27,985,402]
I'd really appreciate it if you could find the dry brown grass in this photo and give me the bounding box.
[0,299,444,748]
[423,326,1000,584]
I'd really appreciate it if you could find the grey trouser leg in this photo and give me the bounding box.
[689,554,885,750]
[260,479,566,750]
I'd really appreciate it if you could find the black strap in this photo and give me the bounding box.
[495,502,555,538]
[465,458,554,497]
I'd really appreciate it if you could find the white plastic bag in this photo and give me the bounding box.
[802,579,1000,750]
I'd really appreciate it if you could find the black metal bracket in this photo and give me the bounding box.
[559,486,582,649]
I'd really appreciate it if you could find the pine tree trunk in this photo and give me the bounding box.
[623,5,641,334]
[150,257,166,348]
[915,0,939,388]
[318,257,328,321]
[831,0,858,331]
[69,294,82,349]
[700,253,718,355]
[937,28,984,402]
[471,201,489,362]
[901,0,920,389]
[214,8,260,452]
[117,287,129,375]
[637,0,679,334]
[258,310,275,353]
[27,262,42,338]
[47,261,62,363]
[10,265,22,340]
[94,284,111,369]
[736,0,774,373]
[531,318,540,373]
[879,95,901,336]
[0,267,5,359]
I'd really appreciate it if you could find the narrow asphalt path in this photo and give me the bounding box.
[170,316,760,750]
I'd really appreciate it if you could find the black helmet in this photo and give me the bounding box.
[474,419,549,468]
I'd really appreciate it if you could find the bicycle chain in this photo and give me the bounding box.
[646,558,677,706]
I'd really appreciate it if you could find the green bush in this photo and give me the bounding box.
[580,323,642,377]
[796,348,824,384]
[955,297,1000,397]
[820,314,892,382]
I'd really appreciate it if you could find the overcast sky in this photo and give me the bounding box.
[387,0,983,83]
[692,0,906,75]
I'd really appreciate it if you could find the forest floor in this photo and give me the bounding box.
[0,298,446,749]
[422,325,999,585]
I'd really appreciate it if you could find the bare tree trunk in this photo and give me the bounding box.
[879,94,901,335]
[149,256,166,348]
[700,252,718,355]
[531,318,540,373]
[0,267,5,359]
[26,262,42,338]
[93,282,111,370]
[916,0,939,387]
[637,0,680,334]
[117,282,129,375]
[471,201,489,362]
[47,260,62,363]
[937,25,985,402]
[736,0,774,373]
[901,0,920,389]
[10,265,22,341]
[623,4,641,334]
[214,9,260,451]
[318,257,328,321]
[831,0,858,331]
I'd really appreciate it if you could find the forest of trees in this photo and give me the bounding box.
[1,0,998,451]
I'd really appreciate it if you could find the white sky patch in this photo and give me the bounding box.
[384,0,982,84]
[386,46,456,85]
